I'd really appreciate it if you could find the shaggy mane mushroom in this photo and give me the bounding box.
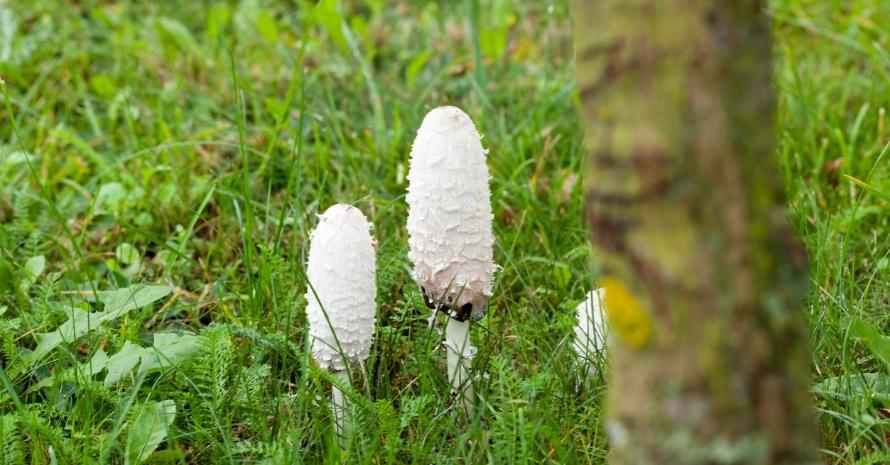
[406,106,496,414]
[305,203,376,439]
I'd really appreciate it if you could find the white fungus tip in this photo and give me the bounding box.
[573,288,608,368]
[406,106,496,319]
[305,204,377,371]
[418,106,478,134]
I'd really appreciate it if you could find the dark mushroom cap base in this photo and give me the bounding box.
[421,286,487,322]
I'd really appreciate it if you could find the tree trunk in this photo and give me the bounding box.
[573,1,821,464]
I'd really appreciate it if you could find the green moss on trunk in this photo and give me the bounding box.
[573,1,821,464]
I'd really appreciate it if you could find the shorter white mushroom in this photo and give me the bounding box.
[573,288,608,377]
[304,204,376,439]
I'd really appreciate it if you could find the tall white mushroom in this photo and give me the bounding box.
[573,288,608,377]
[304,204,376,439]
[406,106,495,413]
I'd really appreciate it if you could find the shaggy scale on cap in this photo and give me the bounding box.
[406,106,495,320]
[305,204,377,371]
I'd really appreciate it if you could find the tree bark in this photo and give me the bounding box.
[573,1,821,464]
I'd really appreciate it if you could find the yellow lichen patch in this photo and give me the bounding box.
[601,276,653,348]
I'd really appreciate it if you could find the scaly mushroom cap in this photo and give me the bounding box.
[406,106,495,320]
[573,289,608,361]
[305,204,377,371]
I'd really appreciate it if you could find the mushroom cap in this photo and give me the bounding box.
[573,288,608,361]
[406,106,495,319]
[305,204,377,371]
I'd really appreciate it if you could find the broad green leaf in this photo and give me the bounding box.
[31,306,97,361]
[88,348,109,375]
[85,333,202,385]
[125,400,176,465]
[813,373,890,405]
[23,255,45,282]
[115,243,140,265]
[139,333,202,373]
[28,285,172,363]
[96,182,127,211]
[97,285,172,319]
[104,341,148,385]
[156,182,178,204]
[846,317,890,371]
[20,255,45,292]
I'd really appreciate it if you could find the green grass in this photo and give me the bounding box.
[0,0,887,463]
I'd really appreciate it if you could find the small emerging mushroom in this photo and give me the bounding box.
[406,106,496,413]
[304,204,376,439]
[573,288,608,377]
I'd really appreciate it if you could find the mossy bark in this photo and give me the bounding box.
[573,1,820,464]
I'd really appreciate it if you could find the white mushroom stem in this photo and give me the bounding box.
[443,317,475,414]
[330,370,349,440]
